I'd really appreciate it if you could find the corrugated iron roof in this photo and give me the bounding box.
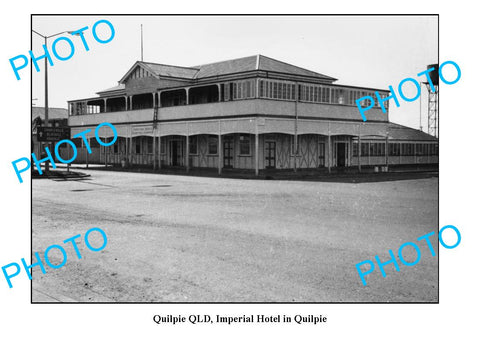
[191,55,337,80]
[258,55,336,81]
[96,84,125,95]
[31,107,68,121]
[119,55,337,82]
[388,122,438,141]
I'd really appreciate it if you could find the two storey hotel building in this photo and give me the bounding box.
[67,55,438,175]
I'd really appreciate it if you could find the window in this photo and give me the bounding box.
[348,91,354,105]
[189,135,198,155]
[353,141,375,157]
[369,142,386,156]
[333,89,345,104]
[389,143,400,156]
[259,80,266,97]
[321,86,330,103]
[208,136,218,155]
[299,84,324,103]
[377,93,389,109]
[401,143,414,156]
[359,91,372,107]
[239,134,251,155]
[231,83,236,100]
[259,79,296,101]
[230,80,255,100]
[427,143,439,156]
[361,143,369,157]
[224,83,231,101]
[379,143,385,156]
[415,143,429,156]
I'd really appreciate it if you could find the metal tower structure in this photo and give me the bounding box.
[426,83,438,138]
[423,63,439,138]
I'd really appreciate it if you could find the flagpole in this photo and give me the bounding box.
[141,24,144,61]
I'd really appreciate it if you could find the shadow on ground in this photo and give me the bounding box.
[32,170,90,181]
[56,164,438,183]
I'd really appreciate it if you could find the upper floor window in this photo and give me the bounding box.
[224,80,255,101]
[259,79,296,101]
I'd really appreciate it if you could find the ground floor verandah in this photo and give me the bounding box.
[57,117,438,175]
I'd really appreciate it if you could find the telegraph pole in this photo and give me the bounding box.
[32,29,71,173]
[44,35,50,173]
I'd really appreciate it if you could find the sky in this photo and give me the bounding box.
[31,15,438,130]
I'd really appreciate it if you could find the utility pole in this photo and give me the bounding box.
[44,35,50,173]
[32,29,72,174]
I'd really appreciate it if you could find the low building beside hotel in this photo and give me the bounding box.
[32,106,68,157]
[66,55,438,174]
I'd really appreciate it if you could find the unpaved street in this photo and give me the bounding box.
[32,171,438,302]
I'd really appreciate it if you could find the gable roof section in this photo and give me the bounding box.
[142,62,199,79]
[119,61,199,83]
[388,122,438,141]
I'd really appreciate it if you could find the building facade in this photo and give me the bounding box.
[66,55,438,174]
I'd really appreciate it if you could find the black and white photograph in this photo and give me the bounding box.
[30,15,439,303]
[1,4,477,348]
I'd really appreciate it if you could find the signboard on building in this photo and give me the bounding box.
[132,125,154,136]
[36,126,71,142]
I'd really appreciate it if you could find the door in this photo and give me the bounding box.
[170,140,183,166]
[223,136,234,168]
[265,141,276,169]
[318,142,325,167]
[336,142,346,167]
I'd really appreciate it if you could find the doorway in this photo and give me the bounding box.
[265,140,276,169]
[336,142,346,167]
[223,136,234,168]
[169,140,184,166]
[318,142,325,167]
